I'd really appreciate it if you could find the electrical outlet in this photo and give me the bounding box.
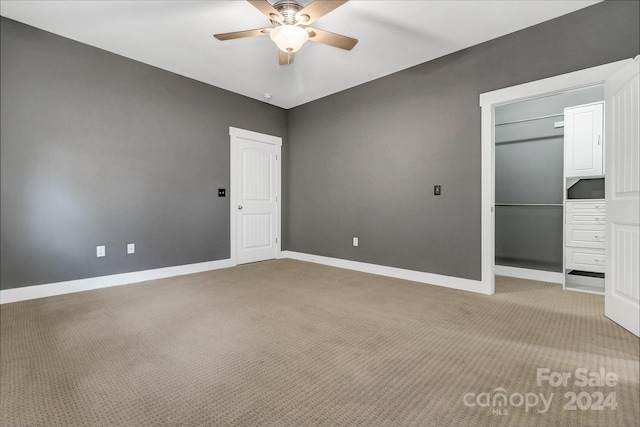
[96,245,106,257]
[218,188,226,197]
[353,237,359,247]
[127,243,135,254]
[434,185,442,195]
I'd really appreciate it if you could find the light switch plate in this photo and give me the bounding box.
[96,245,106,257]
[127,243,135,254]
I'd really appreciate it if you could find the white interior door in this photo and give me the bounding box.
[230,127,281,265]
[604,56,640,337]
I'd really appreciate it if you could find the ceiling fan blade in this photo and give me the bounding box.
[214,28,271,41]
[247,0,283,21]
[296,0,348,25]
[307,27,357,50]
[279,50,295,65]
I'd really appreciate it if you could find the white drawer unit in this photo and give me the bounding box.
[565,200,606,263]
[565,212,606,225]
[564,199,606,294]
[565,201,606,212]
[565,247,606,273]
[565,225,606,248]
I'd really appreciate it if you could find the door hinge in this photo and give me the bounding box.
[276,237,278,243]
[276,155,278,160]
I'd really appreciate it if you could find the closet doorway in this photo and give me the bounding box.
[493,87,603,284]
[479,58,632,295]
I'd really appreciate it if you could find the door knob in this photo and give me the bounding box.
[238,205,243,210]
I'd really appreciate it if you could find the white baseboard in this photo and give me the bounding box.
[282,251,491,295]
[0,259,234,304]
[494,265,563,284]
[2,253,495,304]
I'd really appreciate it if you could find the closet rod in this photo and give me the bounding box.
[495,203,563,207]
[495,113,563,126]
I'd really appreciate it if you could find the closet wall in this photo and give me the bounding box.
[494,86,603,272]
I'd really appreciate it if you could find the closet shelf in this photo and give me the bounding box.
[495,113,564,126]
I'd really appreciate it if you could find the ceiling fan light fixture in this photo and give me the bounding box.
[270,24,309,53]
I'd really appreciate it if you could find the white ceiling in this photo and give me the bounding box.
[1,0,599,109]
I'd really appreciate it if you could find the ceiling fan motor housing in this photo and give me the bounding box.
[272,0,305,25]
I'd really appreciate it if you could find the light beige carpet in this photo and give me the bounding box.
[1,259,638,426]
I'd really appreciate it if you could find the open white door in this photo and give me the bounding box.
[230,127,281,265]
[604,56,640,337]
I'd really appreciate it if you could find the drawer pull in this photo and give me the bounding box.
[594,259,605,264]
[594,235,605,241]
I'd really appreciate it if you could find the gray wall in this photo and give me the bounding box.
[285,0,639,280]
[0,17,287,290]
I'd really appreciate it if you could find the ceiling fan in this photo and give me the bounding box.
[214,0,358,65]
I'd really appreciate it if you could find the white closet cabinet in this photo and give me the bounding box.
[564,101,606,294]
[564,102,604,178]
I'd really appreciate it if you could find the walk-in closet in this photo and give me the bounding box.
[494,86,606,293]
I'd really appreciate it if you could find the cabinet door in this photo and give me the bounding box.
[564,102,604,178]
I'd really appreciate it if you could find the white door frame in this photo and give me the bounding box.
[229,127,282,266]
[479,59,632,295]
